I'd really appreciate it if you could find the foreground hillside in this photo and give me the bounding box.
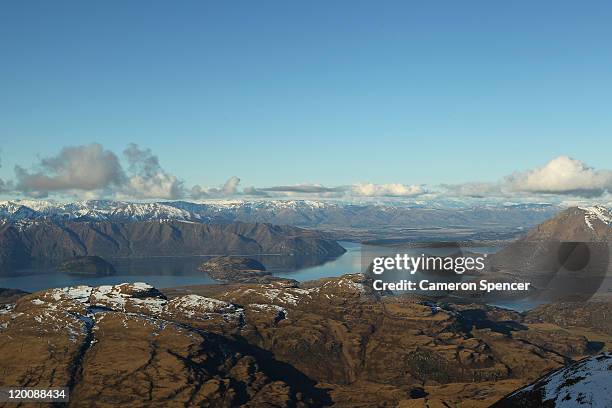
[0,221,345,272]
[465,205,612,301]
[1,275,610,407]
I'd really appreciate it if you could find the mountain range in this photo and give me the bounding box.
[0,199,559,231]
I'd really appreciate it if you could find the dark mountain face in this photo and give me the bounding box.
[0,220,346,273]
[519,206,611,243]
[472,206,612,301]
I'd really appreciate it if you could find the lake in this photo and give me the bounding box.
[0,242,550,311]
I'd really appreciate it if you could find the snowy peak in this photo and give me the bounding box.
[0,201,39,220]
[518,205,611,242]
[0,200,202,223]
[109,202,198,222]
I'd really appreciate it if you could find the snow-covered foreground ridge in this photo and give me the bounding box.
[0,282,246,339]
[503,352,612,407]
[0,274,373,341]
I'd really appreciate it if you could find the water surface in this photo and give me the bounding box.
[0,242,362,292]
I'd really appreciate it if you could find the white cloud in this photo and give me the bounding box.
[14,144,125,197]
[122,144,184,199]
[350,183,424,197]
[191,176,241,199]
[0,154,8,193]
[123,172,183,199]
[439,182,502,198]
[261,184,344,194]
[505,156,612,197]
[222,176,241,195]
[13,143,184,200]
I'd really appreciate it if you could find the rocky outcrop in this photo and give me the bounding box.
[199,256,297,284]
[0,220,346,273]
[525,297,612,336]
[58,255,116,275]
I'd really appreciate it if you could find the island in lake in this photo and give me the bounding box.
[57,256,116,276]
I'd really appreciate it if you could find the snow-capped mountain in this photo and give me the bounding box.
[514,205,612,242]
[0,201,39,221]
[0,200,204,223]
[108,202,201,222]
[493,353,612,407]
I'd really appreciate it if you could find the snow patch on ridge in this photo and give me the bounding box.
[509,353,612,407]
[167,294,242,320]
[51,285,94,303]
[579,205,612,230]
[90,283,166,312]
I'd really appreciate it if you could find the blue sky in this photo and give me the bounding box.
[1,1,611,200]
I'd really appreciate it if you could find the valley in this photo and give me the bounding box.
[0,201,610,406]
